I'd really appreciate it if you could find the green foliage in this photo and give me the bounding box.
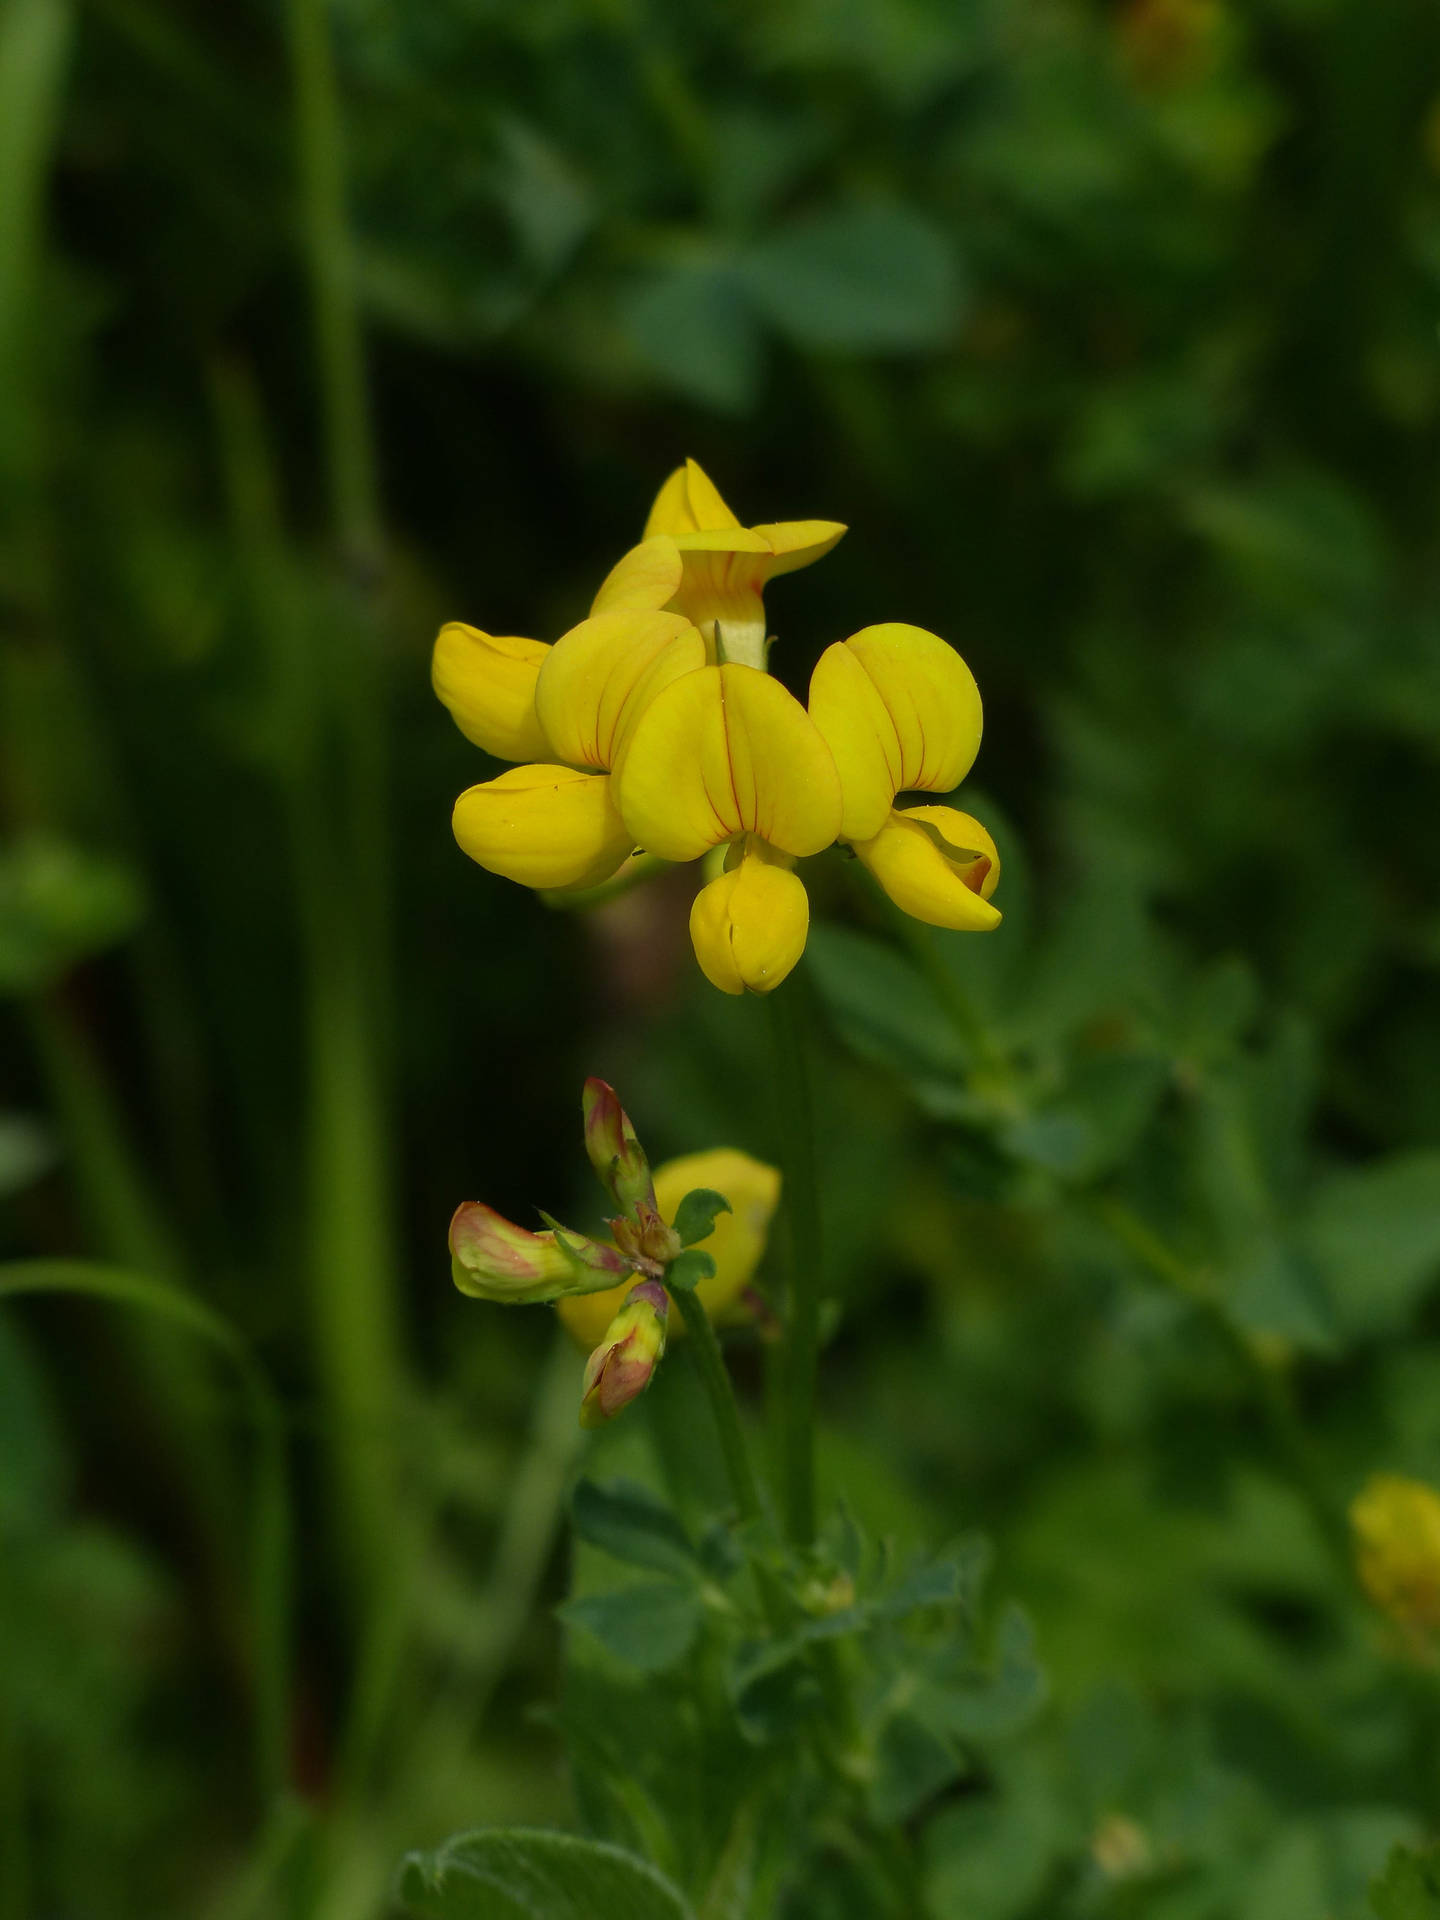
[671,1188,732,1248]
[1372,1844,1440,1920]
[395,1829,694,1920]
[4,0,1440,1912]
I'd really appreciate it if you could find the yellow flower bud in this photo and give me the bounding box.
[1352,1473,1440,1639]
[689,840,809,996]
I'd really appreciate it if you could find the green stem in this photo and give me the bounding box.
[0,1696,27,1920]
[673,1289,763,1528]
[0,1260,293,1808]
[285,0,379,571]
[767,981,823,1548]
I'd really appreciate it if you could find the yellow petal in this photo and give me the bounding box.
[615,663,842,862]
[431,623,551,763]
[689,848,809,995]
[452,765,634,891]
[809,625,983,841]
[644,458,743,537]
[590,535,684,616]
[556,1147,781,1347]
[534,609,704,771]
[852,805,1002,931]
[750,519,847,576]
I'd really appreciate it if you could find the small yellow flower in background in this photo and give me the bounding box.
[1351,1473,1440,1643]
[432,459,1000,991]
[557,1145,781,1349]
[448,1078,780,1426]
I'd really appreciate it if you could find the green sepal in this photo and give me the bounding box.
[534,1211,633,1295]
[665,1249,716,1293]
[671,1188,731,1248]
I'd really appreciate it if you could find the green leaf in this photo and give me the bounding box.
[560,1581,703,1673]
[1372,1842,1440,1920]
[571,1478,698,1581]
[877,1539,989,1622]
[917,1605,1046,1740]
[742,202,961,351]
[672,1188,732,1249]
[806,924,967,1087]
[619,264,762,413]
[395,1829,694,1920]
[1306,1152,1440,1338]
[665,1249,716,1293]
[1000,1054,1168,1183]
[729,1635,826,1744]
[869,1711,963,1825]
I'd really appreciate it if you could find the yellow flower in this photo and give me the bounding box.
[610,656,841,994]
[557,1147,781,1348]
[432,625,553,762]
[593,458,846,669]
[808,622,1001,930]
[1352,1473,1440,1640]
[689,838,810,996]
[445,606,704,892]
[432,464,1000,987]
[851,805,1001,932]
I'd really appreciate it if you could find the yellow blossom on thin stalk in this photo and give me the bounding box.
[1351,1472,1440,1649]
[432,460,1002,994]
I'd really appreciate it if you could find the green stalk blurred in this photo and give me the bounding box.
[0,1260,294,1810]
[280,0,406,1606]
[767,982,824,1549]
[210,356,402,1614]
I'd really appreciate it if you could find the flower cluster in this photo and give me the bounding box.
[434,461,1000,994]
[449,1077,779,1425]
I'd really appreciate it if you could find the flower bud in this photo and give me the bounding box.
[578,1280,669,1427]
[449,1202,626,1305]
[689,839,809,996]
[582,1077,656,1215]
[1352,1473,1440,1640]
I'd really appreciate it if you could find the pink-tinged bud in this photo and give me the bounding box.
[578,1280,669,1428]
[582,1077,656,1216]
[450,1202,625,1305]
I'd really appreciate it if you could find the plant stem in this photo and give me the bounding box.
[285,0,378,572]
[766,981,823,1548]
[0,1697,27,1920]
[282,0,404,1615]
[673,1289,764,1528]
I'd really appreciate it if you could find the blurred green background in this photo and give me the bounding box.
[4,0,1440,1912]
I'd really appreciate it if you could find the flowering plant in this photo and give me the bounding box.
[433,460,1000,994]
